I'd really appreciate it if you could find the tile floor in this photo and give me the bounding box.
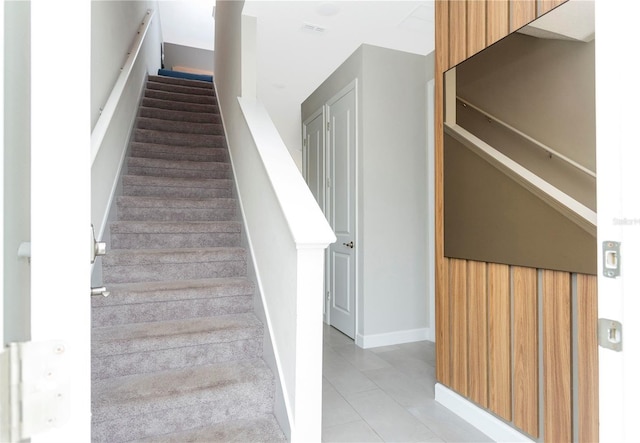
[322,324,493,443]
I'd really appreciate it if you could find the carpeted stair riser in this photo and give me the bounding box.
[126,157,230,180]
[92,359,275,443]
[136,116,223,135]
[139,106,222,124]
[133,415,285,443]
[146,80,215,96]
[110,221,241,249]
[147,74,213,89]
[92,293,253,327]
[141,97,219,114]
[134,128,226,148]
[144,88,217,105]
[102,248,247,284]
[117,197,236,222]
[92,313,263,379]
[130,142,229,163]
[122,175,232,199]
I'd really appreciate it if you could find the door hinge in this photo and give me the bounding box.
[326,177,332,188]
[0,341,70,442]
[598,319,623,352]
[327,291,331,301]
[327,121,330,131]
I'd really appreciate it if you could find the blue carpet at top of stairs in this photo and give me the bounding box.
[158,68,213,83]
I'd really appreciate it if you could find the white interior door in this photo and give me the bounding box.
[595,2,640,441]
[326,84,357,339]
[303,109,329,319]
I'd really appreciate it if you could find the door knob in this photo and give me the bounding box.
[343,241,354,249]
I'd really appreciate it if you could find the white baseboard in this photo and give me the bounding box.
[356,327,430,349]
[435,384,534,443]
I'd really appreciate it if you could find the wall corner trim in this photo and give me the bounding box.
[435,384,535,443]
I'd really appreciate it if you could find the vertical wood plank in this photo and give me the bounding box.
[510,0,536,32]
[488,263,511,420]
[538,0,567,16]
[468,261,488,407]
[512,267,539,437]
[543,270,572,442]
[435,0,450,387]
[487,0,510,46]
[437,258,451,386]
[450,258,468,396]
[449,0,467,67]
[577,274,599,443]
[466,0,486,59]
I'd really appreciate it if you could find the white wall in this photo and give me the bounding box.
[302,45,434,346]
[3,0,31,344]
[91,1,162,248]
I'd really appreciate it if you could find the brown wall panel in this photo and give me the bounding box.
[487,0,510,46]
[435,0,450,385]
[450,258,469,396]
[449,0,467,67]
[543,270,572,442]
[488,263,511,420]
[512,266,539,437]
[538,0,567,16]
[437,257,451,386]
[577,274,599,443]
[510,0,536,31]
[468,260,488,407]
[466,0,487,59]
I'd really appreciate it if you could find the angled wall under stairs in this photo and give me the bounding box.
[91,74,286,442]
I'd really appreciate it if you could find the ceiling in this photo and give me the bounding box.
[518,0,595,42]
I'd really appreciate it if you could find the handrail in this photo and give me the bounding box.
[445,123,596,236]
[91,9,155,166]
[457,96,596,179]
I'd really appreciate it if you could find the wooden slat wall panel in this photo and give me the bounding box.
[437,258,451,386]
[435,0,450,386]
[487,0,510,46]
[448,0,467,67]
[577,274,599,443]
[543,270,572,442]
[512,267,539,437]
[488,263,511,420]
[450,258,468,396]
[466,0,486,59]
[510,0,537,31]
[467,261,488,407]
[538,0,566,16]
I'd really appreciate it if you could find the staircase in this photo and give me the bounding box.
[91,74,286,442]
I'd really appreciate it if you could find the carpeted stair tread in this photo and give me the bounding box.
[145,88,217,105]
[146,80,215,96]
[127,157,230,180]
[130,142,229,163]
[142,96,218,114]
[122,174,232,190]
[132,415,286,442]
[102,247,247,284]
[117,195,236,209]
[134,128,226,148]
[148,74,213,89]
[139,106,222,124]
[110,221,241,249]
[136,116,223,135]
[92,277,255,308]
[92,358,275,426]
[92,312,263,357]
